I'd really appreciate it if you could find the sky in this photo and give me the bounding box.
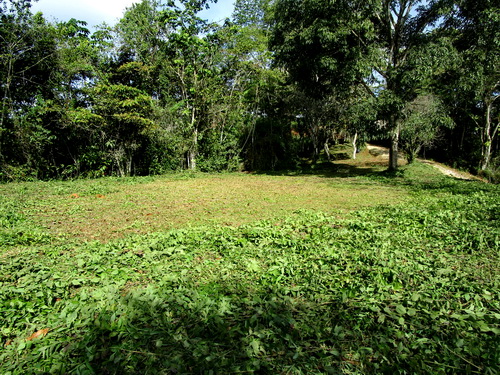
[31,0,235,29]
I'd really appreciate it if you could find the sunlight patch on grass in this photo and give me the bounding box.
[2,173,408,242]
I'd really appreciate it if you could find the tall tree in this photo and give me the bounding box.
[115,0,168,99]
[115,0,226,171]
[270,0,454,170]
[230,0,297,170]
[0,1,61,177]
[439,0,499,171]
[90,84,155,177]
[161,1,222,169]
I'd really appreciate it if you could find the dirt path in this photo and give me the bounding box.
[365,144,390,159]
[418,159,482,181]
[365,144,481,181]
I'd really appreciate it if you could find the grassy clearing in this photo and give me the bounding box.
[0,160,499,374]
[0,169,407,242]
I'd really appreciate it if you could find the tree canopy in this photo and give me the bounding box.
[0,0,498,180]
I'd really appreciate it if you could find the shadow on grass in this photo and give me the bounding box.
[62,286,364,374]
[55,276,499,375]
[254,160,497,196]
[254,160,384,179]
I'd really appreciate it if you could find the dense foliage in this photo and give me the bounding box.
[270,0,499,174]
[0,0,498,180]
[0,163,499,373]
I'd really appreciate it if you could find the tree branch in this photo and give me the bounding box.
[359,80,377,98]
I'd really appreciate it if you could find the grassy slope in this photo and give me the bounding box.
[0,160,499,374]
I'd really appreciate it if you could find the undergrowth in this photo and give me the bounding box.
[0,164,499,374]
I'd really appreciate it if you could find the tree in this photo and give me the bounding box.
[439,0,499,171]
[340,88,378,159]
[229,0,300,170]
[270,0,455,170]
[233,0,270,27]
[0,0,33,139]
[115,0,227,171]
[270,0,376,98]
[89,84,155,177]
[115,0,168,99]
[400,94,453,164]
[0,1,61,177]
[161,3,222,170]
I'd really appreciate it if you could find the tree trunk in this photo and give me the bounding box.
[187,127,198,170]
[480,100,498,171]
[114,147,126,177]
[185,104,198,170]
[126,155,133,176]
[187,149,196,170]
[351,132,358,160]
[388,118,400,171]
[480,136,492,171]
[407,145,420,164]
[0,56,14,161]
[324,141,331,161]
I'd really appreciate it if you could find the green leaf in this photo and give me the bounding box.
[411,293,421,302]
[396,305,407,315]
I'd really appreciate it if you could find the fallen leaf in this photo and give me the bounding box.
[70,194,79,198]
[26,328,49,341]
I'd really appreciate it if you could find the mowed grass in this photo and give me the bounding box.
[1,167,408,242]
[1,155,499,374]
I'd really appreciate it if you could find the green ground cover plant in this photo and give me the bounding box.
[0,162,499,374]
